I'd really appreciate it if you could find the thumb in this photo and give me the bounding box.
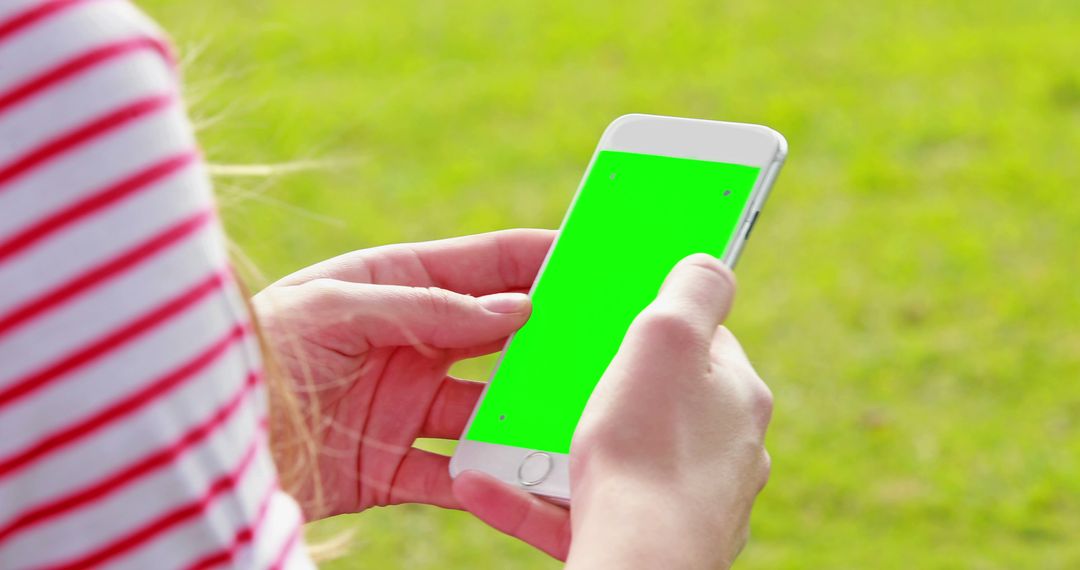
[453,471,571,561]
[609,254,737,375]
[297,280,533,351]
[651,252,737,335]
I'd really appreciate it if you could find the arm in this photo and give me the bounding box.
[0,1,308,566]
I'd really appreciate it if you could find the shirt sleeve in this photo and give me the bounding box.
[0,1,311,567]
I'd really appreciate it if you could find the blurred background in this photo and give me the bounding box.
[142,0,1079,567]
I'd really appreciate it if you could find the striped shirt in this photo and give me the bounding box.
[0,0,312,567]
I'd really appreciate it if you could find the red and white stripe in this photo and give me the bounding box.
[0,1,310,567]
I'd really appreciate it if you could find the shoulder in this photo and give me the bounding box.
[1,0,176,87]
[0,0,193,210]
[0,0,170,41]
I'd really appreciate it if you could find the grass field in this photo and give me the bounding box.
[141,1,1080,567]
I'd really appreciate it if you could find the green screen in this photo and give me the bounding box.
[465,150,761,453]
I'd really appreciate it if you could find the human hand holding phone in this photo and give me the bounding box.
[252,230,553,520]
[454,254,774,568]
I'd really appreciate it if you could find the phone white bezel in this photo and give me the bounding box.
[449,114,787,502]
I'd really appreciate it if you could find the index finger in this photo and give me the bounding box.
[275,229,556,295]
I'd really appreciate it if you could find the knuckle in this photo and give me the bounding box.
[260,278,341,315]
[416,287,470,347]
[750,381,774,426]
[712,353,773,427]
[422,286,457,317]
[633,308,702,347]
[758,449,773,492]
[298,277,349,302]
[303,277,339,291]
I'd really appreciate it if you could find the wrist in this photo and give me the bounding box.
[567,471,744,570]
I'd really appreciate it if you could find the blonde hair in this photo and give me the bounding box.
[224,193,348,561]
[190,51,348,558]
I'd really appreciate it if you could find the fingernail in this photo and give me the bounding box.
[478,292,530,314]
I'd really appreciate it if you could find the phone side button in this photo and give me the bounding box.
[517,452,553,487]
[744,211,761,241]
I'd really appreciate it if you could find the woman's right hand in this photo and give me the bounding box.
[454,254,774,569]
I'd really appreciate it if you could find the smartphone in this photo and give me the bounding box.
[450,114,787,501]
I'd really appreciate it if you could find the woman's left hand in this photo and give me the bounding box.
[252,229,554,520]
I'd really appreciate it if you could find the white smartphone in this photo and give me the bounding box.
[450,114,787,502]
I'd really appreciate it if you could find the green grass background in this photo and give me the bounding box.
[141,1,1080,567]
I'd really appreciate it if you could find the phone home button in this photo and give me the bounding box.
[517,452,553,487]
